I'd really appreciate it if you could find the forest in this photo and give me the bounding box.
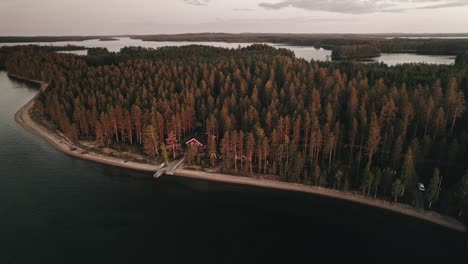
[456,52,468,67]
[0,36,116,43]
[331,45,381,60]
[0,45,86,69]
[3,33,468,56]
[132,33,468,55]
[2,44,468,220]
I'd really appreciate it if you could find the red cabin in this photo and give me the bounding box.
[184,130,208,153]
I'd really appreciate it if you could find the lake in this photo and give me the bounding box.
[0,37,456,65]
[0,71,466,262]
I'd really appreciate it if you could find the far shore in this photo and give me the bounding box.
[10,73,466,233]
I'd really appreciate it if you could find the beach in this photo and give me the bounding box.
[12,74,159,173]
[12,73,466,233]
[173,168,466,232]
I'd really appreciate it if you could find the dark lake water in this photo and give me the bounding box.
[0,71,466,263]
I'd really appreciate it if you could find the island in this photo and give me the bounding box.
[129,33,468,55]
[331,44,381,61]
[1,44,467,232]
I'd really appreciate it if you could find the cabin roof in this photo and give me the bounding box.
[184,129,208,146]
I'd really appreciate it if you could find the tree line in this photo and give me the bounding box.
[332,45,381,60]
[456,52,468,67]
[133,33,468,55]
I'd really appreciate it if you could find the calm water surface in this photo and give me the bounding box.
[0,37,456,65]
[0,71,466,263]
[373,53,456,66]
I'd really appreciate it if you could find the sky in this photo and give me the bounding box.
[0,0,467,35]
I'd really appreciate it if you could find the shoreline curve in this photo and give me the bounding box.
[173,168,467,233]
[10,73,466,233]
[11,73,159,173]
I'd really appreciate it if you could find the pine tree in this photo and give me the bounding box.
[401,147,415,196]
[445,79,465,131]
[186,145,197,165]
[426,168,440,209]
[334,169,343,190]
[143,125,160,158]
[456,170,468,216]
[348,117,358,164]
[313,165,321,186]
[246,132,255,174]
[208,134,217,167]
[95,121,105,147]
[392,135,404,168]
[366,112,381,171]
[221,131,231,170]
[392,179,404,202]
[165,130,180,160]
[132,105,143,144]
[238,131,244,172]
[433,107,445,138]
[262,137,269,174]
[373,168,382,198]
[160,143,169,164]
[231,131,238,172]
[361,170,374,195]
[423,97,435,136]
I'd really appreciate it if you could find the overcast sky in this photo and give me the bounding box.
[1,0,467,35]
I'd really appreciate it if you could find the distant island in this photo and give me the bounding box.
[125,33,468,56]
[3,33,468,59]
[0,36,117,43]
[331,44,381,61]
[1,43,467,231]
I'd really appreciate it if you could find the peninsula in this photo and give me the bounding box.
[4,44,467,233]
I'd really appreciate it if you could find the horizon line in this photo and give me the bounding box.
[2,32,468,38]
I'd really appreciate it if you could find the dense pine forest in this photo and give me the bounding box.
[0,36,116,43]
[332,45,381,60]
[2,44,468,219]
[133,33,468,55]
[456,52,468,67]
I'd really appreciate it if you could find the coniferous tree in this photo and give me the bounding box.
[392,179,404,202]
[366,112,381,171]
[208,134,217,167]
[143,125,159,158]
[165,130,180,160]
[456,170,468,216]
[426,168,440,209]
[401,147,415,196]
[246,132,255,174]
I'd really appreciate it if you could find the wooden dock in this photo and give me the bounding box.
[153,158,185,179]
[153,168,166,178]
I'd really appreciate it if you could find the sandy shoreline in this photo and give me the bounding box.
[11,74,159,173]
[11,73,466,233]
[174,168,466,232]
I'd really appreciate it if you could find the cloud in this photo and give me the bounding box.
[414,1,468,9]
[259,0,468,14]
[184,0,211,6]
[224,17,359,23]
